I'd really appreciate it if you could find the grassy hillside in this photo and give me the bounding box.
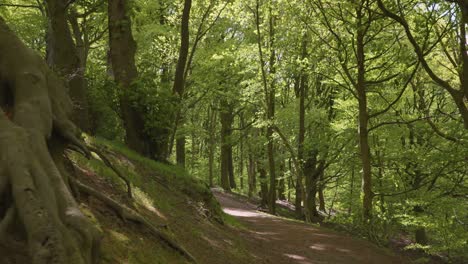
[69,136,251,264]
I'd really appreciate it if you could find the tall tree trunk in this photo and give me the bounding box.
[239,114,245,190]
[172,0,192,167]
[318,170,326,212]
[108,0,148,155]
[248,154,256,198]
[208,106,217,187]
[258,164,269,208]
[349,164,355,215]
[304,151,320,222]
[277,159,286,200]
[295,35,308,218]
[148,2,172,161]
[355,4,373,221]
[45,0,89,132]
[220,104,235,191]
[266,6,277,215]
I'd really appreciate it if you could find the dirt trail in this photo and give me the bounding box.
[214,190,408,264]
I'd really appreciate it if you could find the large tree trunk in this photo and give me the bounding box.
[172,0,192,167]
[45,0,90,132]
[304,151,320,222]
[108,0,148,155]
[0,17,101,264]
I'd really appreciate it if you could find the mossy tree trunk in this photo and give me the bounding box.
[0,17,101,264]
[108,0,149,156]
[44,0,90,132]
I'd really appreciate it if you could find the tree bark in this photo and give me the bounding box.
[248,154,256,198]
[108,0,148,155]
[172,0,192,167]
[45,0,90,132]
[266,5,277,215]
[220,103,235,191]
[277,159,286,200]
[208,106,217,187]
[295,34,308,218]
[0,17,101,263]
[258,165,269,208]
[356,4,373,221]
[304,151,321,222]
[318,170,326,212]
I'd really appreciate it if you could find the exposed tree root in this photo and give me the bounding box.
[87,145,133,198]
[72,178,197,263]
[1,17,101,264]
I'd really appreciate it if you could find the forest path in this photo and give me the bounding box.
[214,190,408,264]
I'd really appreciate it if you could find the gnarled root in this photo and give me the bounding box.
[0,17,101,264]
[87,145,133,198]
[72,178,197,263]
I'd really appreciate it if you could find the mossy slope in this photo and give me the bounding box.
[69,137,252,264]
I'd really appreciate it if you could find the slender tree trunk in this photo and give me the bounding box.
[220,105,234,191]
[277,159,286,200]
[349,165,355,215]
[258,164,269,208]
[45,0,89,132]
[248,154,256,198]
[356,5,373,221]
[208,106,217,187]
[318,170,326,212]
[266,6,277,215]
[295,34,308,218]
[239,114,245,190]
[172,0,192,167]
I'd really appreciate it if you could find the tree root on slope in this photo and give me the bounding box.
[87,145,133,199]
[71,178,198,263]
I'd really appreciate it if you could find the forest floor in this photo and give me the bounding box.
[214,190,409,264]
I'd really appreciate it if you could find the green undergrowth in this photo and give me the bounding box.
[68,136,251,264]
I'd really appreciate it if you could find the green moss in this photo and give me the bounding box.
[72,136,250,263]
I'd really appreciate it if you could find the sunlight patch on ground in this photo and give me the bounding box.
[250,230,279,236]
[284,253,307,260]
[134,187,167,220]
[336,248,351,253]
[223,207,265,218]
[309,244,327,251]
